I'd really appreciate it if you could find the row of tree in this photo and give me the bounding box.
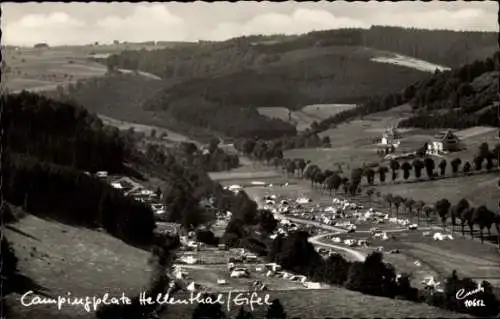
[381,194,500,245]
[233,134,329,163]
[268,142,499,196]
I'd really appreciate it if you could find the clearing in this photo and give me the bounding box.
[370,52,451,73]
[257,104,356,132]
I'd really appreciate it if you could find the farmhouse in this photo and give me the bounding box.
[427,130,461,155]
[380,127,401,146]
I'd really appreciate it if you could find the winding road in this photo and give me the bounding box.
[264,199,432,262]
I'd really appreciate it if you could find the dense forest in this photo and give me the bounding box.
[3,92,238,243]
[312,51,500,133]
[44,73,297,140]
[4,92,125,173]
[3,92,156,245]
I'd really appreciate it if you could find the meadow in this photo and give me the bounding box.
[160,287,470,319]
[4,214,152,319]
[257,104,356,132]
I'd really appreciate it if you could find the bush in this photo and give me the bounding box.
[196,229,219,246]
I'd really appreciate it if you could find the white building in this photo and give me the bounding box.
[380,127,401,146]
[426,130,461,155]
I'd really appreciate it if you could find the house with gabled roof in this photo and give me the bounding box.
[427,130,462,155]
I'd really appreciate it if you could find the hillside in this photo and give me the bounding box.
[110,26,497,80]
[312,51,500,133]
[98,26,495,139]
[3,214,151,319]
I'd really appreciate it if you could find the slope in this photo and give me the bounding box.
[3,214,151,319]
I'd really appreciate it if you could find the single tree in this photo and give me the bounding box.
[389,160,400,182]
[412,159,424,180]
[384,194,394,212]
[378,166,388,183]
[401,162,412,181]
[393,196,404,219]
[453,198,470,236]
[435,199,451,230]
[438,159,447,176]
[266,299,286,319]
[463,161,472,174]
[235,306,254,319]
[414,200,426,224]
[461,207,475,238]
[404,198,416,219]
[473,156,484,171]
[450,158,462,175]
[423,158,436,180]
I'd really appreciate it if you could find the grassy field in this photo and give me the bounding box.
[160,287,470,319]
[4,214,152,319]
[2,43,176,93]
[284,104,415,170]
[98,115,197,145]
[284,102,497,182]
[257,104,356,132]
[374,172,499,211]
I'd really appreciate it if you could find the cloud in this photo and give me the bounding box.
[3,5,189,45]
[3,12,87,45]
[2,2,497,46]
[367,7,496,32]
[95,5,188,42]
[204,8,368,41]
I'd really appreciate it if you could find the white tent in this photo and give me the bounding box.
[186,282,197,292]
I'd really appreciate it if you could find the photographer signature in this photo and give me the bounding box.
[455,283,486,308]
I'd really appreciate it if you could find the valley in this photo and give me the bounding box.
[2,18,499,319]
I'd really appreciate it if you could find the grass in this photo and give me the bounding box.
[4,214,152,319]
[374,173,499,211]
[235,154,500,287]
[257,104,356,132]
[98,114,197,145]
[159,287,470,319]
[3,47,107,92]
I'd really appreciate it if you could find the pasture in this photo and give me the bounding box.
[4,214,152,318]
[370,53,451,73]
[161,287,470,319]
[98,115,197,145]
[374,173,499,211]
[3,47,107,92]
[342,230,500,288]
[257,104,356,132]
[3,43,172,93]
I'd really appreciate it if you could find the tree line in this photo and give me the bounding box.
[381,194,500,245]
[236,134,499,193]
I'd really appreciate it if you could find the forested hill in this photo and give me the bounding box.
[108,26,497,80]
[312,51,500,133]
[4,92,156,245]
[97,26,496,140]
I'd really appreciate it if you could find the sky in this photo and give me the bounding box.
[1,1,498,46]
